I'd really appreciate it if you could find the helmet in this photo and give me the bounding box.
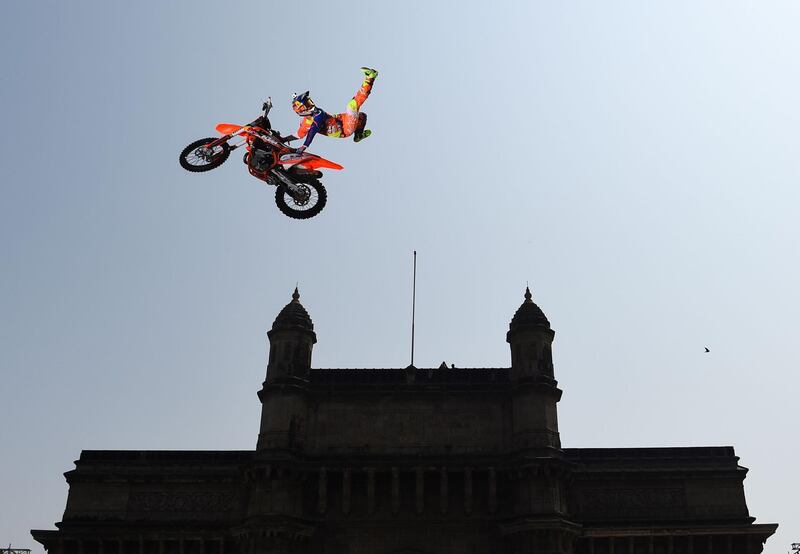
[292,91,316,116]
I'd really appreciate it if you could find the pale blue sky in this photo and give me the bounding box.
[1,1,798,551]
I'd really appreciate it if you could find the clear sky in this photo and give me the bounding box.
[1,1,798,550]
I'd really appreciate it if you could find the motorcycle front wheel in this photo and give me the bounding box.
[179,137,230,172]
[275,179,327,219]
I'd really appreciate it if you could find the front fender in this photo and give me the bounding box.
[216,123,244,135]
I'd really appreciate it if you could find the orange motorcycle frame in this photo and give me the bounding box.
[209,122,343,177]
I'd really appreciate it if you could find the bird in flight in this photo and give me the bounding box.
[704,347,710,353]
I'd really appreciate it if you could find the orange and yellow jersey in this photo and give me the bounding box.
[297,109,343,147]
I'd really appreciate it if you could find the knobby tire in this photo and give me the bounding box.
[274,179,327,220]
[179,137,230,172]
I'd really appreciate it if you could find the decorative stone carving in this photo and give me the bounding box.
[313,408,497,453]
[128,492,235,513]
[581,488,686,517]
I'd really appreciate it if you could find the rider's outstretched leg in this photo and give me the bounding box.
[342,68,378,138]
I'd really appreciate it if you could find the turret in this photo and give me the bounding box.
[265,287,316,383]
[506,287,562,452]
[256,288,315,453]
[507,286,555,382]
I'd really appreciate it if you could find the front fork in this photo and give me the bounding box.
[205,134,232,149]
[205,133,248,153]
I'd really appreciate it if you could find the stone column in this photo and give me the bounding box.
[440,467,448,515]
[464,467,473,515]
[366,468,376,514]
[488,467,497,514]
[415,468,425,514]
[391,467,400,515]
[317,467,327,514]
[342,469,352,515]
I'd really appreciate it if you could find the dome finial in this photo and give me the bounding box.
[271,287,314,333]
[509,285,550,331]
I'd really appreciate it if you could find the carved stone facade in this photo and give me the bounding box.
[31,289,777,554]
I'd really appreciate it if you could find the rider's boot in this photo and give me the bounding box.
[360,67,379,80]
[353,129,372,143]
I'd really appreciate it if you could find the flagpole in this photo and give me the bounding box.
[411,250,417,367]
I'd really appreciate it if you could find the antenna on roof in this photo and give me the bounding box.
[410,250,417,368]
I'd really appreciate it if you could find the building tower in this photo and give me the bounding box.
[249,288,317,553]
[506,286,562,452]
[503,288,577,554]
[264,287,316,383]
[256,288,317,454]
[257,287,315,453]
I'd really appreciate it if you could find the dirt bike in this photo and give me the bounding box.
[179,98,342,219]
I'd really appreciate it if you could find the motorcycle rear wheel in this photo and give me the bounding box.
[275,179,327,219]
[179,137,230,172]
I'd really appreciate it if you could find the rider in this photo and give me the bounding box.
[283,67,378,153]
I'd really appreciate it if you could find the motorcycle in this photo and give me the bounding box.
[179,98,342,219]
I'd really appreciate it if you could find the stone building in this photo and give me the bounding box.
[32,288,777,554]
